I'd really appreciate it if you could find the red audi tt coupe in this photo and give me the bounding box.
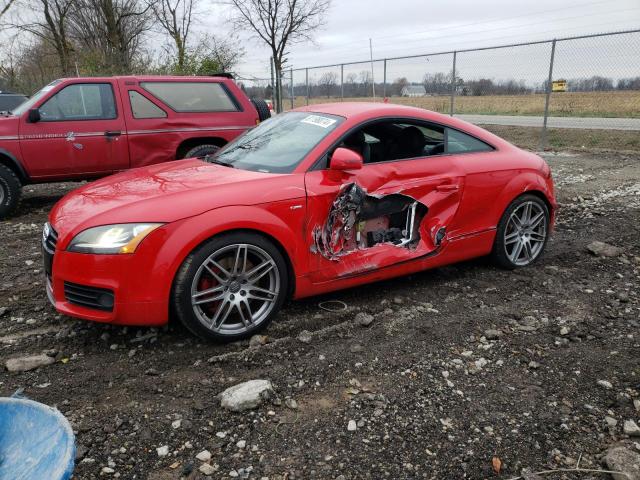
[43,103,556,341]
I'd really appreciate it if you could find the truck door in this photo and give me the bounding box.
[19,81,128,177]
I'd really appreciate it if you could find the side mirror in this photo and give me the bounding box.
[28,108,41,123]
[330,147,363,171]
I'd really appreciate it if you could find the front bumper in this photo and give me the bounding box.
[43,226,170,327]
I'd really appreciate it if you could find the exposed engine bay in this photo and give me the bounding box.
[312,183,428,260]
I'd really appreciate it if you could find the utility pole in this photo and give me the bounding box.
[369,38,376,100]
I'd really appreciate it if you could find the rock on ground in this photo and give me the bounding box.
[297,330,312,344]
[484,329,503,340]
[219,380,274,412]
[623,420,640,437]
[604,445,640,480]
[355,312,374,327]
[5,354,55,372]
[196,450,211,462]
[156,445,169,457]
[249,335,269,347]
[199,463,217,475]
[587,240,623,257]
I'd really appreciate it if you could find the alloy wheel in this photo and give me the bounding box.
[190,243,280,335]
[503,201,547,266]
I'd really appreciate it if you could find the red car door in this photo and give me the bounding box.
[304,120,466,283]
[20,81,128,178]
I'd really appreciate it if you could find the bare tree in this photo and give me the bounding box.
[195,34,244,73]
[0,30,66,93]
[230,0,330,112]
[391,77,409,96]
[359,70,371,97]
[153,0,197,72]
[318,71,336,98]
[70,0,154,73]
[9,0,76,75]
[0,0,16,18]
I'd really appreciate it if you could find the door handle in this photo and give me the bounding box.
[436,183,459,192]
[105,130,121,138]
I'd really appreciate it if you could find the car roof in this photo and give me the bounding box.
[57,75,234,83]
[295,102,427,118]
[294,102,514,151]
[294,102,470,128]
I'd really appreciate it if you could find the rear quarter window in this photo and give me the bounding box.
[447,128,493,153]
[141,82,238,113]
[128,91,167,119]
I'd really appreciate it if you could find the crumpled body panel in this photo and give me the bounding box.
[305,156,465,282]
[312,182,428,260]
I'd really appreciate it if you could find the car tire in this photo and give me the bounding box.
[183,144,220,159]
[0,163,22,219]
[251,98,271,122]
[172,232,288,342]
[491,193,550,269]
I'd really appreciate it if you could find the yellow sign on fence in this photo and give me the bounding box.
[552,80,567,92]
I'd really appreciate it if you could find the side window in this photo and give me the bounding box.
[340,120,445,164]
[128,91,167,119]
[447,128,493,153]
[140,82,238,112]
[39,83,116,121]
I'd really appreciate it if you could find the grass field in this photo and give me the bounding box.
[483,125,640,153]
[286,90,640,118]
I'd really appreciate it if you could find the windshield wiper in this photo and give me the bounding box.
[205,156,235,168]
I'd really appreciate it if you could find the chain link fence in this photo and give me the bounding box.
[280,29,640,149]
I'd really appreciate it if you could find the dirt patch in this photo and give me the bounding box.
[0,152,639,479]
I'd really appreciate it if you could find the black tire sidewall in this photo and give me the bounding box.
[172,232,288,342]
[250,98,271,122]
[492,194,550,269]
[0,165,21,219]
[183,144,220,159]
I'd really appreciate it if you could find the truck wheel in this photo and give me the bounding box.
[0,164,21,219]
[183,144,220,159]
[251,98,271,122]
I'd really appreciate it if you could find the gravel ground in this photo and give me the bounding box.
[1,150,639,480]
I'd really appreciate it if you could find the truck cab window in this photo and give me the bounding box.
[39,83,117,121]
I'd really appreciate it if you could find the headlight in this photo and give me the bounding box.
[67,223,163,254]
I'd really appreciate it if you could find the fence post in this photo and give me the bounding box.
[340,64,344,101]
[305,68,309,106]
[270,57,276,110]
[540,39,556,150]
[383,59,387,99]
[290,68,294,110]
[450,51,457,116]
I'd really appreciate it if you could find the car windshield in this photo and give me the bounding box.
[11,80,61,116]
[209,111,344,173]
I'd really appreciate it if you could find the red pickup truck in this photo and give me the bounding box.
[0,75,270,218]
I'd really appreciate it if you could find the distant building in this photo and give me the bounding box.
[401,85,427,97]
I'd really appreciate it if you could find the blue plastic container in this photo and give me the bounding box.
[0,397,75,480]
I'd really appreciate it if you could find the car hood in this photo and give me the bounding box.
[50,159,305,236]
[0,115,19,137]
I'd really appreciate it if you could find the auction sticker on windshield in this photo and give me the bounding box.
[301,115,337,128]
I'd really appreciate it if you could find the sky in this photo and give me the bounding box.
[1,0,638,87]
[200,0,640,86]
